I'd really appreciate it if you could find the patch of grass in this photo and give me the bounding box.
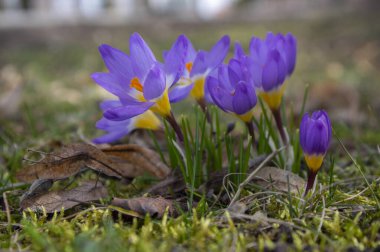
[1,11,380,251]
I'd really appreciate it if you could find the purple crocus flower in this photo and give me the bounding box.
[93,100,161,144]
[168,35,230,104]
[241,32,297,110]
[92,33,188,121]
[241,32,297,145]
[300,110,332,193]
[206,58,257,122]
[92,33,187,142]
[300,110,332,172]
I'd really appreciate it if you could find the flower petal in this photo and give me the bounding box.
[93,130,129,144]
[228,59,243,87]
[91,73,128,96]
[206,76,233,112]
[262,50,286,92]
[305,120,329,155]
[312,110,332,144]
[129,32,156,79]
[300,110,331,155]
[206,35,230,69]
[285,33,297,75]
[104,102,154,121]
[143,63,166,101]
[218,64,233,91]
[244,56,262,88]
[169,83,194,103]
[164,34,188,87]
[190,50,208,77]
[249,36,268,64]
[184,36,197,62]
[234,41,245,60]
[98,44,134,81]
[99,100,122,111]
[232,81,257,115]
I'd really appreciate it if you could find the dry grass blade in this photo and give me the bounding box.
[333,128,380,208]
[228,146,286,208]
[20,181,108,213]
[111,196,176,218]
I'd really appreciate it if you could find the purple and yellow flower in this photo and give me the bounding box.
[243,32,297,144]
[300,110,332,193]
[206,58,258,142]
[92,33,188,142]
[168,35,230,104]
[93,100,161,144]
[207,59,257,122]
[246,32,297,110]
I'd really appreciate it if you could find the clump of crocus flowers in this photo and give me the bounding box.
[92,32,332,194]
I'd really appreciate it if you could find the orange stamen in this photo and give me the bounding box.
[186,62,193,73]
[130,77,143,92]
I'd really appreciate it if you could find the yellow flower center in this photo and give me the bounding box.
[304,154,324,173]
[190,77,205,100]
[133,110,161,130]
[235,109,254,122]
[149,89,171,117]
[259,84,286,110]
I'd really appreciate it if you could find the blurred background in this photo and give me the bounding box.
[0,0,379,145]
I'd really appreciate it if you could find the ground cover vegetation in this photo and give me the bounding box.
[0,12,380,251]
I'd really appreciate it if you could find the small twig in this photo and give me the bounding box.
[66,198,105,207]
[0,183,29,194]
[228,212,307,232]
[228,146,286,208]
[62,206,108,221]
[0,222,23,228]
[333,183,375,204]
[2,191,11,227]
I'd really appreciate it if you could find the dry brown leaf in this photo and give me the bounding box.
[252,166,305,193]
[20,181,108,213]
[101,144,170,179]
[20,179,54,202]
[146,174,186,196]
[111,197,176,218]
[16,143,170,183]
[16,144,110,182]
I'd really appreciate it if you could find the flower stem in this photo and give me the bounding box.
[271,108,287,145]
[304,170,317,196]
[165,112,184,142]
[197,98,212,124]
[245,121,256,149]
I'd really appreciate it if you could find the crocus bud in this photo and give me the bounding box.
[300,110,332,193]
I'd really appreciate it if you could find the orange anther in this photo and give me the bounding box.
[185,62,193,73]
[130,77,143,92]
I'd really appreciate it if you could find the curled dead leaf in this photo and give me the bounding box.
[20,181,108,213]
[16,143,170,183]
[101,144,170,179]
[111,197,177,218]
[20,179,54,203]
[252,166,305,193]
